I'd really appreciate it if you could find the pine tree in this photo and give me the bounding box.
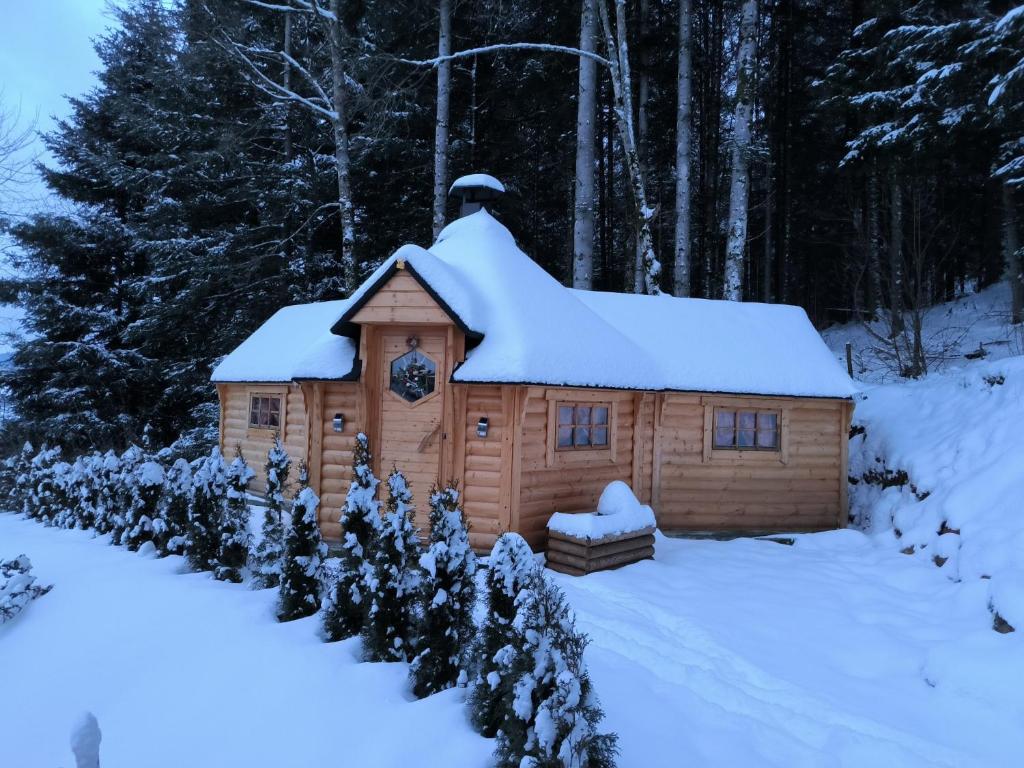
[409,483,477,698]
[9,442,34,515]
[322,432,380,641]
[110,446,143,545]
[92,451,120,536]
[252,439,290,589]
[187,447,228,572]
[26,445,62,524]
[154,457,192,556]
[125,460,165,551]
[493,573,618,768]
[469,532,538,737]
[216,448,254,582]
[278,462,327,622]
[362,468,422,662]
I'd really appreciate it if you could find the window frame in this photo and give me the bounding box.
[555,402,612,452]
[247,391,284,435]
[544,391,619,468]
[712,407,781,452]
[701,398,789,465]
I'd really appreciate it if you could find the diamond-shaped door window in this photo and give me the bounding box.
[390,349,437,403]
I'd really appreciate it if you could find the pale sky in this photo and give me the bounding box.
[0,0,115,216]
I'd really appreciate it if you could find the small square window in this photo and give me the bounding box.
[713,407,780,452]
[248,395,283,430]
[555,403,611,451]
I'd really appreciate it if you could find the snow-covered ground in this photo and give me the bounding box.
[3,281,1023,767]
[2,512,1022,767]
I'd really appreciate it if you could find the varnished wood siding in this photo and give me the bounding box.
[461,385,506,552]
[516,389,637,551]
[317,382,361,541]
[350,272,452,325]
[654,394,847,531]
[219,383,306,495]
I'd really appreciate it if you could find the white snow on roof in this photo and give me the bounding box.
[448,173,505,194]
[210,299,356,382]
[213,210,854,398]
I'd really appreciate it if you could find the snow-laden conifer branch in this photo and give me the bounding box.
[398,42,612,70]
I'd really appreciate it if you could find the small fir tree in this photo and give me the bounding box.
[69,455,97,530]
[154,457,192,555]
[362,469,422,662]
[322,432,380,641]
[50,460,75,529]
[216,448,254,582]
[277,462,327,621]
[92,451,120,535]
[409,483,477,698]
[26,445,61,523]
[469,532,539,737]
[10,442,34,514]
[493,574,618,768]
[110,446,143,545]
[187,447,228,572]
[252,438,290,588]
[125,460,164,551]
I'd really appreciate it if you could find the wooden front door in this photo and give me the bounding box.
[377,329,447,530]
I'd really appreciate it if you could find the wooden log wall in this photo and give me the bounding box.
[316,382,361,541]
[654,393,849,530]
[459,384,508,553]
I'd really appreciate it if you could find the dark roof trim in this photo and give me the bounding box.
[293,356,362,383]
[331,260,484,344]
[446,365,853,401]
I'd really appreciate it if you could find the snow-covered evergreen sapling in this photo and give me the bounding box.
[409,483,477,698]
[110,446,143,545]
[125,460,165,551]
[10,442,34,514]
[252,439,290,588]
[362,468,422,662]
[50,460,75,529]
[322,432,380,640]
[0,554,53,623]
[469,532,539,737]
[92,451,120,535]
[154,457,191,555]
[26,445,61,524]
[216,448,254,582]
[187,447,228,572]
[69,455,96,530]
[278,462,327,621]
[493,574,618,768]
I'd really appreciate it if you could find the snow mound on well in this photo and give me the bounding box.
[849,355,1024,628]
[548,482,656,541]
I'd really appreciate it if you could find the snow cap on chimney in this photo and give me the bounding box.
[450,173,505,218]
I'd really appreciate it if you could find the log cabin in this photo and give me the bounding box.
[211,176,856,552]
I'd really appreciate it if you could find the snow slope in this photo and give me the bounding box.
[3,514,1022,767]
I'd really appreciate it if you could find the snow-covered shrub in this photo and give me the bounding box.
[469,532,538,737]
[215,449,253,582]
[278,463,327,621]
[362,468,422,662]
[409,483,477,698]
[252,439,290,589]
[109,446,143,545]
[125,460,164,551]
[50,460,76,529]
[26,445,62,524]
[67,455,96,530]
[92,451,120,535]
[187,447,228,572]
[10,442,34,514]
[322,432,380,641]
[493,574,618,768]
[0,452,17,509]
[155,457,192,556]
[0,554,52,623]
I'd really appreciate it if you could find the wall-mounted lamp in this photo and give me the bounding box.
[333,413,345,433]
[476,416,489,438]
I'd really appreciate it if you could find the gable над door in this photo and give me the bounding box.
[377,329,446,531]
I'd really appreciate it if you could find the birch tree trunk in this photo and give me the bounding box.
[328,0,356,290]
[633,0,652,292]
[573,0,598,290]
[888,169,904,334]
[432,0,452,242]
[597,0,662,295]
[673,0,693,297]
[1004,181,1022,325]
[723,0,758,301]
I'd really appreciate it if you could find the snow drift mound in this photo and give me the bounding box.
[849,356,1024,630]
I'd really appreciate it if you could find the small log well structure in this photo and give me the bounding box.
[547,523,656,576]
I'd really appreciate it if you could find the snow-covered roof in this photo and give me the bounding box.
[213,210,854,398]
[210,299,357,382]
[449,173,505,194]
